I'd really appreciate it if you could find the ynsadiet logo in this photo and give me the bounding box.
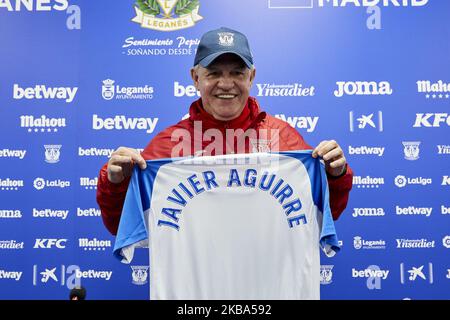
[132,0,202,31]
[256,83,315,97]
[101,79,153,100]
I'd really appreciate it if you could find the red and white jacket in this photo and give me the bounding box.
[97,97,353,235]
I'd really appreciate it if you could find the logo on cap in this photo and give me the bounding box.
[218,32,234,47]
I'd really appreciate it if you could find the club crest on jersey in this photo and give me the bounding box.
[132,0,203,31]
[250,139,271,153]
[131,266,149,285]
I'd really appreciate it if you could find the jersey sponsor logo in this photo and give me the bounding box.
[396,238,435,249]
[442,205,450,215]
[437,145,450,155]
[0,270,22,281]
[101,79,154,100]
[396,206,432,217]
[402,141,420,160]
[394,175,432,188]
[33,178,70,190]
[352,207,385,217]
[417,80,450,99]
[400,262,433,284]
[0,0,69,11]
[75,269,112,281]
[13,84,78,103]
[131,266,149,285]
[256,83,315,97]
[33,208,69,220]
[353,236,386,250]
[442,176,450,186]
[334,81,392,97]
[413,113,450,127]
[131,0,203,32]
[80,177,98,190]
[0,149,26,159]
[0,240,24,249]
[353,175,384,188]
[0,178,24,190]
[174,81,200,97]
[442,236,450,249]
[0,209,22,219]
[34,238,67,249]
[349,111,383,132]
[274,114,319,132]
[20,115,66,133]
[44,145,62,163]
[77,208,101,217]
[92,114,158,133]
[348,145,384,157]
[320,265,334,285]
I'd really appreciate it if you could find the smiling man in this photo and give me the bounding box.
[96,27,353,236]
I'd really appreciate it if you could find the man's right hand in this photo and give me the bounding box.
[107,147,147,184]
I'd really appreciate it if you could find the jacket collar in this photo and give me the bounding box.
[188,97,266,131]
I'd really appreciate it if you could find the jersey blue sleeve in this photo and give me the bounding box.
[283,151,341,256]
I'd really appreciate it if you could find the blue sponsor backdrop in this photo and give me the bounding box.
[0,0,448,300]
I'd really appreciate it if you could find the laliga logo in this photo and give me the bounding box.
[443,236,450,249]
[394,175,407,188]
[34,178,46,190]
[132,0,203,31]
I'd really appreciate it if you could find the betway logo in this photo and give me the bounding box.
[0,270,22,281]
[92,115,158,133]
[256,83,315,97]
[79,238,111,251]
[396,238,435,249]
[174,82,200,97]
[75,269,112,281]
[442,205,450,215]
[317,0,428,7]
[353,176,384,188]
[33,239,67,249]
[274,114,318,132]
[77,208,101,217]
[348,146,384,157]
[352,268,389,280]
[0,149,26,159]
[0,0,69,11]
[352,207,385,217]
[0,209,22,219]
[396,206,432,217]
[13,84,78,103]
[334,81,392,97]
[413,113,450,127]
[33,208,68,220]
[78,147,114,158]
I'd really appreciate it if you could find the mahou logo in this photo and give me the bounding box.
[20,115,66,133]
[131,0,203,31]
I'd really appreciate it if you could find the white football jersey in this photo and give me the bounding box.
[114,151,340,300]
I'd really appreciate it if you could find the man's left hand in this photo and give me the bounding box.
[312,140,347,177]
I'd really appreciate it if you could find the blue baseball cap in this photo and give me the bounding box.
[194,27,254,69]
